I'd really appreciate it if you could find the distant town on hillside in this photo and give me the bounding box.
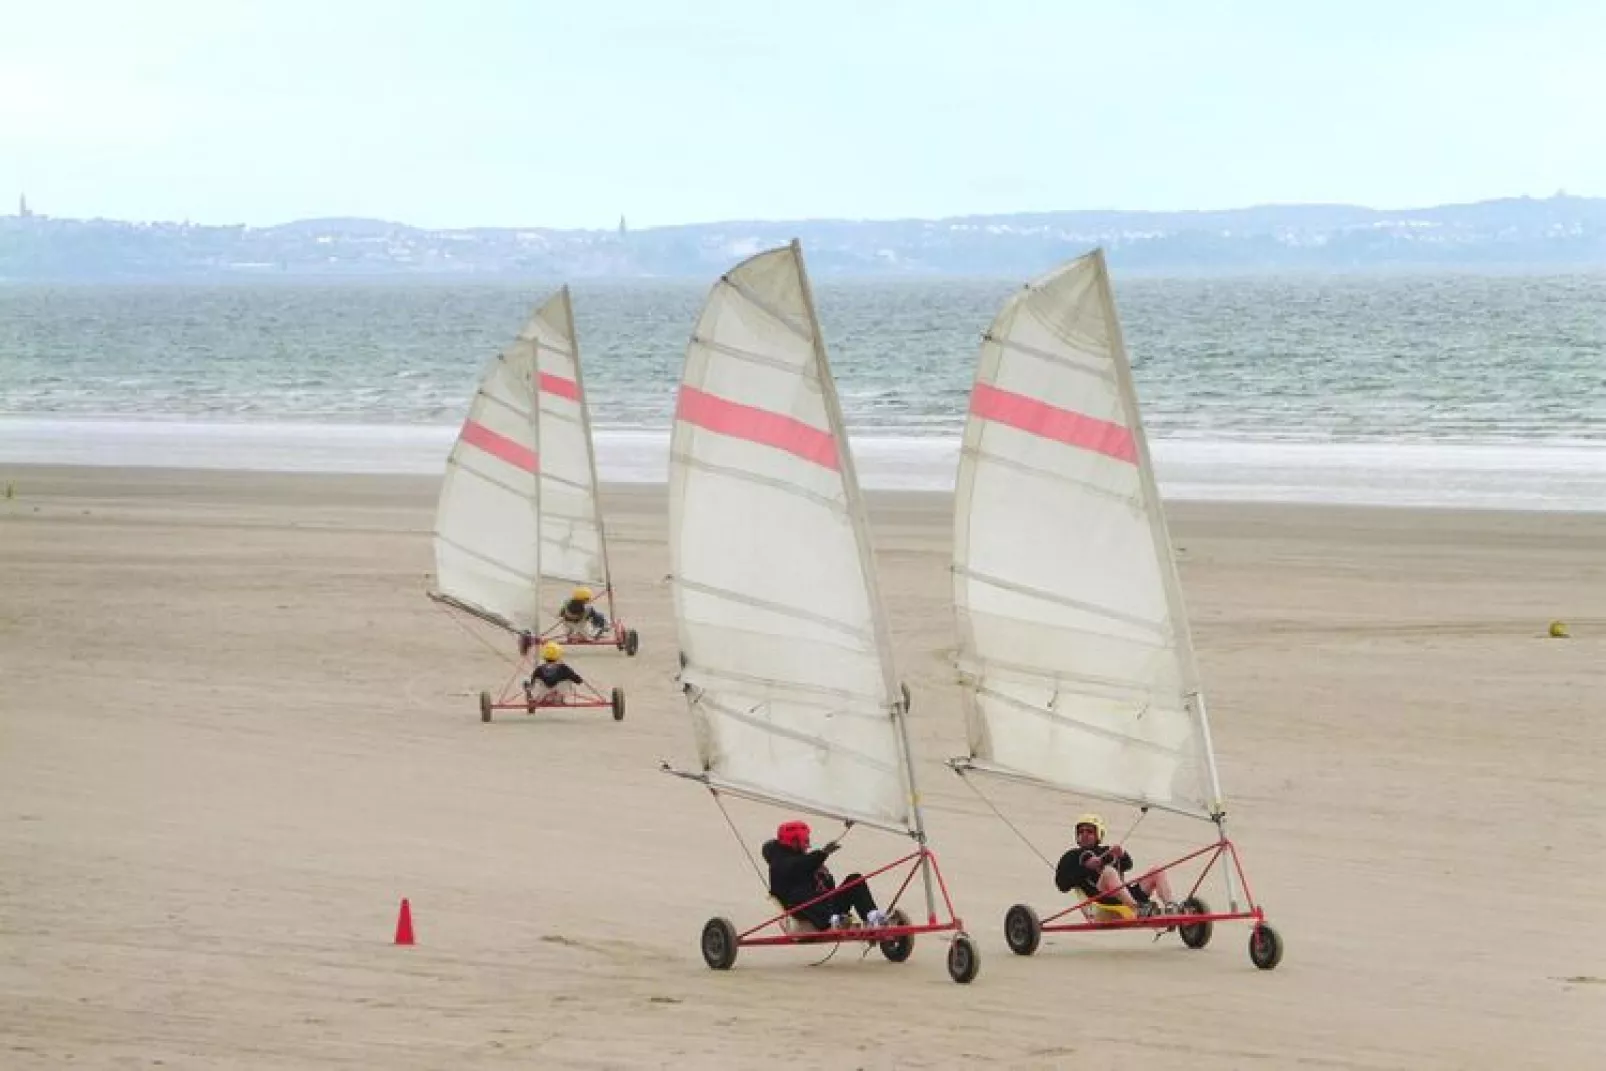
[3,192,1604,281]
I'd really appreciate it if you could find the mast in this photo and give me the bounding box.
[1093,248,1237,903]
[560,285,615,606]
[790,239,936,919]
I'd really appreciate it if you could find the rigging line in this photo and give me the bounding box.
[432,594,523,666]
[954,769,1054,870]
[710,788,770,892]
[807,942,842,968]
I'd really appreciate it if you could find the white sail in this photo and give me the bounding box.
[526,287,610,594]
[952,249,1223,819]
[669,242,915,833]
[432,339,541,633]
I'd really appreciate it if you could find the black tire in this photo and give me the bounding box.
[877,908,914,963]
[479,691,492,723]
[611,687,625,722]
[946,933,979,984]
[624,629,640,657]
[1248,923,1283,970]
[701,917,738,970]
[900,682,912,711]
[1177,896,1213,950]
[1003,903,1041,957]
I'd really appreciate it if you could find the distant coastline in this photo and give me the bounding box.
[3,193,1605,281]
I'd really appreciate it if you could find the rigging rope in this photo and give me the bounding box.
[710,789,770,892]
[954,770,1054,869]
[432,598,523,665]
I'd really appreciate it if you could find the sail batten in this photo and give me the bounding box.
[953,250,1221,820]
[670,243,916,832]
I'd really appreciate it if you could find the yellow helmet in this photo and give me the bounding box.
[541,641,562,663]
[1073,813,1106,841]
[572,586,594,603]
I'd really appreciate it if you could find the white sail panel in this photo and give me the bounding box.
[953,250,1219,817]
[432,343,541,632]
[669,243,912,831]
[521,287,609,593]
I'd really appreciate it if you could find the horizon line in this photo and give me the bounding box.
[7,189,1599,234]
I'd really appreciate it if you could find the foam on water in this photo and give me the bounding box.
[4,417,1603,512]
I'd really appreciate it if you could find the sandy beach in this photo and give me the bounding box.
[2,464,1603,1069]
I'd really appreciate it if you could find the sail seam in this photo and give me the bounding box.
[989,334,1114,382]
[675,577,873,641]
[955,566,1169,635]
[974,685,1187,759]
[959,444,1134,506]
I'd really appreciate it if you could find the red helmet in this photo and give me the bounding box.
[776,820,811,851]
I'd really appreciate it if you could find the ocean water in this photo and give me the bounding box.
[2,273,1604,509]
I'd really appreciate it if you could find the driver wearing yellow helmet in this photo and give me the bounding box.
[558,585,608,639]
[525,641,584,703]
[1054,812,1178,917]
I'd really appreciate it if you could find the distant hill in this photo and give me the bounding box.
[4,194,1605,281]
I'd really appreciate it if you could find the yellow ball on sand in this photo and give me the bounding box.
[1548,621,1569,639]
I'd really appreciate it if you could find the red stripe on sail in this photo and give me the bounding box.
[676,386,840,471]
[970,382,1137,464]
[539,372,580,401]
[460,420,538,472]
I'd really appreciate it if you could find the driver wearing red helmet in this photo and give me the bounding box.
[763,819,892,931]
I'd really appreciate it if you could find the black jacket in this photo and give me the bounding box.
[1055,844,1133,897]
[530,662,583,688]
[763,839,836,909]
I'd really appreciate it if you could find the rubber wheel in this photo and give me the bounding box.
[1177,896,1213,950]
[877,908,914,963]
[946,933,979,984]
[624,629,640,657]
[900,682,912,711]
[611,687,625,722]
[701,917,738,970]
[1003,903,1041,956]
[479,691,492,723]
[1248,923,1283,970]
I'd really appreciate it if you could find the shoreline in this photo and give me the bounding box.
[5,418,1606,512]
[8,461,1606,525]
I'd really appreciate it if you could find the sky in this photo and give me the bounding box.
[2,0,1603,230]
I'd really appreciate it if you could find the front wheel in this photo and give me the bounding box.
[946,933,979,984]
[701,917,738,970]
[1003,904,1041,956]
[1248,923,1283,970]
[624,629,640,656]
[479,691,492,723]
[1177,897,1213,950]
[611,688,626,722]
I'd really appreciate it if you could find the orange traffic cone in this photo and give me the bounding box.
[394,897,415,946]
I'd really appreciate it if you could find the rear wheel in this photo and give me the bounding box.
[701,917,738,970]
[1004,904,1041,956]
[877,908,914,963]
[479,691,492,723]
[1177,897,1213,950]
[611,688,626,721]
[624,629,640,656]
[946,933,979,984]
[1248,923,1283,970]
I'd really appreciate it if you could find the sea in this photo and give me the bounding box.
[2,271,1604,510]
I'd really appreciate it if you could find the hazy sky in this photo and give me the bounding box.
[2,1,1602,229]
